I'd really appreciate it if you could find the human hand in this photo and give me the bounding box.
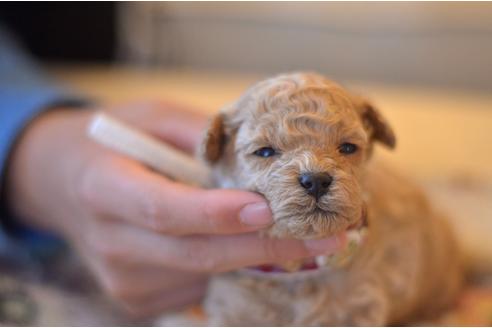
[5,101,343,316]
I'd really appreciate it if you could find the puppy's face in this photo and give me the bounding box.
[201,73,395,239]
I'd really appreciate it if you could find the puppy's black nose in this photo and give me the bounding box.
[298,173,333,200]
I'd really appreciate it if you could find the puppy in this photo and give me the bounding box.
[199,73,463,326]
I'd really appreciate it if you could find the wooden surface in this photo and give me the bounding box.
[51,65,492,183]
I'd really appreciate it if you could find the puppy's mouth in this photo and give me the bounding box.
[241,213,368,278]
[312,205,336,215]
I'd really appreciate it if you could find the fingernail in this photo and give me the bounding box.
[239,202,273,227]
[304,236,341,255]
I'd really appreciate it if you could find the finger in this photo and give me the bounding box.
[80,157,273,235]
[90,259,207,307]
[87,221,345,273]
[145,233,344,273]
[110,264,207,301]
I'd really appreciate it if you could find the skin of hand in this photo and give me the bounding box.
[4,101,345,317]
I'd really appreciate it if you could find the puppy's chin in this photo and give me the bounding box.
[263,200,364,239]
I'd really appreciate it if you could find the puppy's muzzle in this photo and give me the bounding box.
[298,172,333,200]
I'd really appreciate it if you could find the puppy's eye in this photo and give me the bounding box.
[338,143,358,155]
[253,147,276,158]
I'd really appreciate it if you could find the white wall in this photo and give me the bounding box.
[119,2,492,91]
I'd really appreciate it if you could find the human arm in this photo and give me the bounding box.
[4,103,342,315]
[0,26,342,317]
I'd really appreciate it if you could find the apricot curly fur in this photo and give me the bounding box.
[200,72,463,326]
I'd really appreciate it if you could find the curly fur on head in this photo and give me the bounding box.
[200,72,394,239]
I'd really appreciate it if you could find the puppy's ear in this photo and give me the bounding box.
[357,101,396,149]
[200,113,227,163]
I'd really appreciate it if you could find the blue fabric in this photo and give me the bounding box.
[0,26,89,257]
[0,27,89,192]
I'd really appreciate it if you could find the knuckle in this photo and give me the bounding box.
[138,190,166,232]
[76,164,100,210]
[89,235,123,265]
[119,301,144,317]
[76,156,113,211]
[103,277,134,303]
[185,238,221,273]
[202,196,219,232]
[199,256,221,273]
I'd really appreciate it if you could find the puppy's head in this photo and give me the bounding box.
[200,73,395,239]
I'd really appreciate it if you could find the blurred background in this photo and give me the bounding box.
[1,2,492,91]
[1,2,492,325]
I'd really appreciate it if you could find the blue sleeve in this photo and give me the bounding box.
[0,26,91,258]
[0,27,90,189]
